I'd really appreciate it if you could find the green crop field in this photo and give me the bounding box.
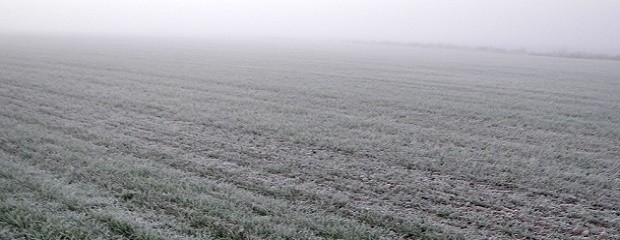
[1,35,619,239]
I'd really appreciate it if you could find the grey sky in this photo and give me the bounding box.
[1,0,619,54]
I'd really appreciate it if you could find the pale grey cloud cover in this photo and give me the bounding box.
[1,0,618,54]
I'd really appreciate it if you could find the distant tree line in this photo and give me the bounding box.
[352,40,620,61]
[539,50,620,61]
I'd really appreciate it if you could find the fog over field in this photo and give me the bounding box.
[1,0,620,55]
[1,1,620,240]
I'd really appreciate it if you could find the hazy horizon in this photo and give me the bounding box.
[1,0,619,55]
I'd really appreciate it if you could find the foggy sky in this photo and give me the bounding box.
[1,0,619,55]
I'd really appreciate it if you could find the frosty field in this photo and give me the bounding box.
[0,36,619,239]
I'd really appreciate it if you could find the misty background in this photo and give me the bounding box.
[1,0,619,55]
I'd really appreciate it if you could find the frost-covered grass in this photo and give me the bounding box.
[0,35,619,239]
